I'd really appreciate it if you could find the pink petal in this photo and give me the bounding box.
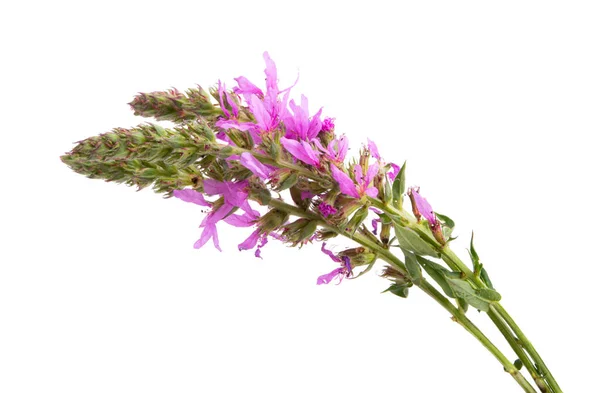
[366,162,380,185]
[316,268,344,285]
[410,187,436,223]
[321,243,341,262]
[238,229,260,251]
[367,139,380,160]
[330,164,359,198]
[240,152,271,180]
[280,137,320,166]
[173,189,211,206]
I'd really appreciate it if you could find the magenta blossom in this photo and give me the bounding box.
[174,181,259,251]
[407,186,435,223]
[283,95,323,141]
[330,163,379,199]
[320,117,335,132]
[280,137,320,166]
[217,52,292,140]
[317,243,353,285]
[318,202,337,217]
[315,135,348,163]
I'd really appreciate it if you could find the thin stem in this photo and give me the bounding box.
[488,308,550,392]
[493,304,563,393]
[267,198,537,393]
[369,197,562,392]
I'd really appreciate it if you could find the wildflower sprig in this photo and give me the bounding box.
[61,52,562,393]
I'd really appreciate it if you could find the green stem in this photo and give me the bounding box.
[367,197,562,392]
[493,304,563,393]
[488,308,550,392]
[267,198,537,393]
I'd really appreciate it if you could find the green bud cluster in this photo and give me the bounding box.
[129,87,222,123]
[60,122,218,195]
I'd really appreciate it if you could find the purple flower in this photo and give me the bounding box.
[317,245,352,285]
[321,117,335,132]
[174,180,259,252]
[407,187,435,223]
[283,95,323,141]
[330,163,379,199]
[318,202,337,217]
[315,135,348,163]
[280,137,320,166]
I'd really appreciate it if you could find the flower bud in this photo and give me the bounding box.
[281,218,318,246]
[380,223,391,246]
[257,209,289,234]
[338,247,377,266]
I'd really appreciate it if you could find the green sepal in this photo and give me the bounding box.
[394,225,438,257]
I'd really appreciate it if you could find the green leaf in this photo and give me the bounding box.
[415,256,455,298]
[436,212,455,229]
[457,297,469,314]
[402,250,422,285]
[445,278,491,312]
[392,161,406,209]
[394,226,439,257]
[469,231,480,270]
[384,178,393,204]
[480,267,495,289]
[383,282,411,298]
[475,288,502,302]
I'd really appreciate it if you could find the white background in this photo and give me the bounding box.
[1,1,599,392]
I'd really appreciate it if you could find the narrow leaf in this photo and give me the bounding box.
[394,225,438,257]
[383,283,411,298]
[415,256,455,298]
[392,161,406,209]
[402,250,422,285]
[446,278,490,311]
[475,288,502,302]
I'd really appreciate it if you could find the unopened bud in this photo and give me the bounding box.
[380,223,391,246]
[257,209,289,234]
[282,218,318,246]
[338,247,377,266]
[381,266,409,284]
